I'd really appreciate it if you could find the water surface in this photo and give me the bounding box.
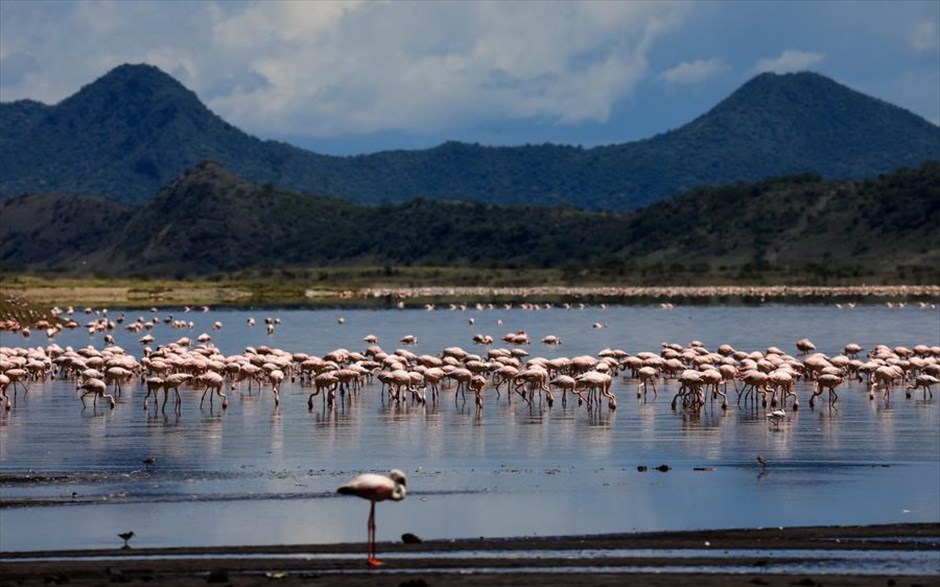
[1,303,938,551]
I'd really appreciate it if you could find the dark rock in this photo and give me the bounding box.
[206,569,229,583]
[401,532,423,544]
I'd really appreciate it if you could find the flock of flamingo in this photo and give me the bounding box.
[0,304,938,420]
[3,303,939,566]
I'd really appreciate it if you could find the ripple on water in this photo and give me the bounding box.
[1,305,938,551]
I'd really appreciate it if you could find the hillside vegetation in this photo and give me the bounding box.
[1,64,937,210]
[2,161,937,286]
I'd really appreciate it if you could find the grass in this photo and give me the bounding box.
[1,269,938,315]
[0,293,60,327]
[0,267,571,308]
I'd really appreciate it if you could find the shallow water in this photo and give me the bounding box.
[1,303,938,552]
[9,549,940,577]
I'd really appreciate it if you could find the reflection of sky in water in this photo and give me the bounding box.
[1,304,939,551]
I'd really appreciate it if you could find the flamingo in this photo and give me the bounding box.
[4,368,29,400]
[0,373,11,410]
[197,371,228,409]
[810,373,843,408]
[78,378,115,409]
[337,470,407,567]
[906,374,938,399]
[636,366,658,400]
[142,376,164,410]
[469,373,486,411]
[796,338,816,354]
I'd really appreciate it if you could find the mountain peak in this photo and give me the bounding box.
[717,70,912,120]
[100,62,179,81]
[675,69,938,164]
[59,62,200,111]
[1,65,937,209]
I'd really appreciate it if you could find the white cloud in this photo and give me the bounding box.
[753,49,826,74]
[0,0,691,139]
[206,1,692,136]
[660,58,728,85]
[910,20,938,54]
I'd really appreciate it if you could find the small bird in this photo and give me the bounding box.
[118,531,135,549]
[767,410,786,428]
[756,455,769,468]
[338,470,407,566]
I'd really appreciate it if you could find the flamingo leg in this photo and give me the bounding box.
[367,500,384,566]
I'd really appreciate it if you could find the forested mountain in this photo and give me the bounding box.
[2,161,937,284]
[1,64,937,210]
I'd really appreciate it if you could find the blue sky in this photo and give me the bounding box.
[1,0,937,155]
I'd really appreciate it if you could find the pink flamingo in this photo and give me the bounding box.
[636,366,659,400]
[78,378,115,409]
[197,371,228,409]
[0,373,11,410]
[811,373,843,408]
[906,374,938,399]
[337,470,407,567]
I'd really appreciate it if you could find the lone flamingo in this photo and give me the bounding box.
[337,470,407,567]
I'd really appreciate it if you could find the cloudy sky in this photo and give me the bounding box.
[1,0,937,155]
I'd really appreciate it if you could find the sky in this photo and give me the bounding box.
[1,0,938,156]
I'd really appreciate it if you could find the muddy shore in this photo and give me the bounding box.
[2,523,937,587]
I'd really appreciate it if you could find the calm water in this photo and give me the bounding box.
[1,303,938,552]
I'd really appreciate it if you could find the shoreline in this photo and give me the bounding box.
[2,283,939,312]
[2,523,938,587]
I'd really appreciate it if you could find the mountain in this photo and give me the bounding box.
[2,161,937,283]
[1,64,938,210]
[0,64,338,203]
[0,192,133,267]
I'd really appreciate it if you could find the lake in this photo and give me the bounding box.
[1,302,938,552]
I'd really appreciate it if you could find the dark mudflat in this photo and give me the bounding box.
[2,523,937,587]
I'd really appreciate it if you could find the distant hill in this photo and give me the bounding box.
[2,161,937,284]
[1,64,937,210]
[0,192,133,267]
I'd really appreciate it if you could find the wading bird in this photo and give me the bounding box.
[337,470,407,567]
[767,409,786,428]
